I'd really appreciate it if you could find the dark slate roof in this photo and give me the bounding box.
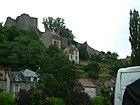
[10,71,25,82]
[22,69,38,77]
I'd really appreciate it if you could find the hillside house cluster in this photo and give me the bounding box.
[0,69,39,97]
[5,13,80,64]
[3,13,104,98]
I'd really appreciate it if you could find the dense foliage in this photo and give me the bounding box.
[84,62,100,79]
[0,26,47,71]
[129,9,140,66]
[48,97,65,105]
[78,43,89,60]
[0,92,16,105]
[91,96,109,105]
[37,45,78,99]
[66,91,92,105]
[43,17,75,40]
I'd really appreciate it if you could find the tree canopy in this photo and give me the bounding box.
[37,45,78,99]
[43,17,75,40]
[129,9,140,66]
[0,26,47,71]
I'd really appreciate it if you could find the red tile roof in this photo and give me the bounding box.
[79,79,96,87]
[103,81,114,88]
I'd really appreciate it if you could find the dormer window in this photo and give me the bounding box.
[34,77,37,81]
[29,77,34,82]
[14,75,19,81]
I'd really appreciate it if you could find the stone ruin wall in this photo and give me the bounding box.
[5,14,38,31]
[4,13,69,49]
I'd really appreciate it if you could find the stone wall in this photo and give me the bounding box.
[86,44,100,57]
[40,30,52,48]
[61,37,68,48]
[5,13,38,31]
[5,17,17,27]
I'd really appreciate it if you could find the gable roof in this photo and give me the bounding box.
[103,81,114,88]
[65,45,79,54]
[22,69,38,77]
[79,79,96,87]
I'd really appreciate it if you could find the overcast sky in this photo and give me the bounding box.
[1,0,140,58]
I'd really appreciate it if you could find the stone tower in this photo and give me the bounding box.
[5,13,38,31]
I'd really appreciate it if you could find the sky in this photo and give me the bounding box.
[1,0,140,58]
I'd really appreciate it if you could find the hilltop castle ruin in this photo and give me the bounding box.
[4,13,98,60]
[5,13,38,31]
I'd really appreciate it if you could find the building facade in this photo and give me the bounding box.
[64,45,79,64]
[77,79,96,97]
[0,69,39,97]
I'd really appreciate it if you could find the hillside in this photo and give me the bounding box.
[1,13,131,83]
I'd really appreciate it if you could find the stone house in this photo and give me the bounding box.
[10,71,26,97]
[40,29,62,49]
[76,79,96,97]
[21,69,39,91]
[8,69,39,97]
[64,45,79,64]
[0,70,11,92]
[0,70,6,92]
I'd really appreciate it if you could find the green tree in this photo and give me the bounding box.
[0,26,48,71]
[43,17,75,39]
[91,96,109,105]
[38,45,77,99]
[48,97,65,105]
[78,44,89,60]
[129,9,140,66]
[66,91,92,105]
[110,60,131,77]
[0,92,16,105]
[90,54,102,63]
[84,62,100,79]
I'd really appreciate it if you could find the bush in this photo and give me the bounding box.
[91,96,111,105]
[66,91,92,105]
[0,92,16,105]
[48,97,65,105]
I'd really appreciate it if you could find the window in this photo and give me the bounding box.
[91,88,94,93]
[75,56,78,60]
[13,85,20,92]
[34,77,37,81]
[54,41,57,45]
[75,51,77,55]
[85,88,90,92]
[65,50,68,54]
[37,78,39,82]
[14,76,19,81]
[70,55,73,60]
[29,77,34,82]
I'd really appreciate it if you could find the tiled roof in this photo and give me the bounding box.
[65,45,79,54]
[10,71,25,82]
[103,81,114,88]
[79,79,96,87]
